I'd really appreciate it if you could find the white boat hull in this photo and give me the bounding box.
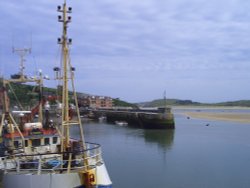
[2,163,112,188]
[3,173,81,188]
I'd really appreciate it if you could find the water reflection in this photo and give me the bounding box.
[143,129,175,150]
[76,117,250,188]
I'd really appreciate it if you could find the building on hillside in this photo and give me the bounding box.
[79,96,113,108]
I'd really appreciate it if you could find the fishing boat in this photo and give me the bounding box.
[0,1,112,188]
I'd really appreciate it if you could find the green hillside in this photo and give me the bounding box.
[0,82,134,108]
[214,100,250,107]
[2,80,250,108]
[137,99,250,107]
[137,99,201,107]
[112,98,137,108]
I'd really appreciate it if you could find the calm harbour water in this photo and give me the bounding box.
[72,110,250,188]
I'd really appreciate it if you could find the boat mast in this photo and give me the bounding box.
[164,90,167,108]
[57,1,85,151]
[58,1,70,150]
[0,48,36,149]
[11,48,44,122]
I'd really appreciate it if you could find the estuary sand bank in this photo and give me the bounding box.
[183,112,250,123]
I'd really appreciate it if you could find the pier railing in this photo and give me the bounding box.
[1,142,103,174]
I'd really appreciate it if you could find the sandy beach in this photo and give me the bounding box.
[183,112,250,123]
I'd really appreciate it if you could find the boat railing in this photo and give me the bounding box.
[2,142,103,174]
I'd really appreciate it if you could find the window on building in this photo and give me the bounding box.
[14,141,19,148]
[45,138,50,145]
[25,140,28,147]
[32,139,41,147]
[53,137,58,144]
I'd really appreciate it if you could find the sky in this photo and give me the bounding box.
[1,0,250,103]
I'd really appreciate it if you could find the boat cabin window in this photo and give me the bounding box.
[25,140,28,147]
[14,141,19,148]
[45,138,50,145]
[53,137,58,144]
[32,139,41,147]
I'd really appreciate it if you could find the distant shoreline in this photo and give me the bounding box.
[172,106,250,110]
[181,111,250,124]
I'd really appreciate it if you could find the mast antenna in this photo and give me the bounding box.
[30,31,33,53]
[12,47,31,79]
[12,34,32,79]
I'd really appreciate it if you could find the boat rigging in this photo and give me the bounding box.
[0,1,112,188]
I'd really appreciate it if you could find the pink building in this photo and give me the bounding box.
[79,96,113,108]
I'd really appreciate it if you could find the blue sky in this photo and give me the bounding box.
[1,0,250,103]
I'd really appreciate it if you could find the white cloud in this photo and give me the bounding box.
[1,0,250,102]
